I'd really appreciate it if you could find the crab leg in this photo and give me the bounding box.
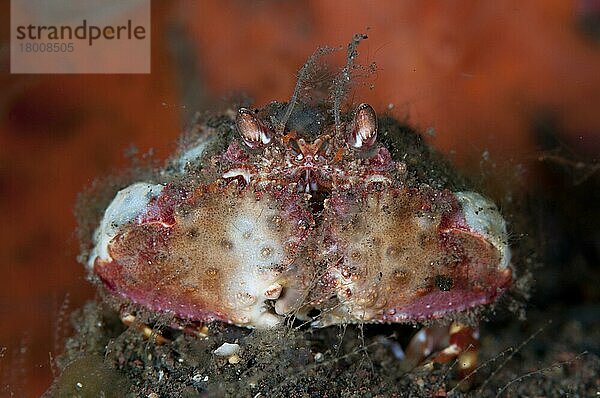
[120,313,170,345]
[402,322,479,380]
[433,323,479,379]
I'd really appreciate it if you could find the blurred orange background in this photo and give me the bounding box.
[1,1,599,396]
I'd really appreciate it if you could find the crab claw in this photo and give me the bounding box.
[313,187,512,326]
[90,182,313,329]
[347,103,377,150]
[236,108,273,149]
[450,192,511,270]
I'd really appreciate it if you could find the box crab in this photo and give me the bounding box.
[83,37,513,378]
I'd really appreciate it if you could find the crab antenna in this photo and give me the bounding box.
[277,46,336,135]
[332,33,368,138]
[347,103,377,149]
[236,108,272,149]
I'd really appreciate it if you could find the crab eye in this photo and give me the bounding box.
[347,103,377,150]
[236,108,273,149]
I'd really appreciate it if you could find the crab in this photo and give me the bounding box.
[83,40,512,379]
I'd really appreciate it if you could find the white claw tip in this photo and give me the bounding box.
[455,191,511,269]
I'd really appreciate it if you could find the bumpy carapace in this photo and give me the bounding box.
[87,102,512,330]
